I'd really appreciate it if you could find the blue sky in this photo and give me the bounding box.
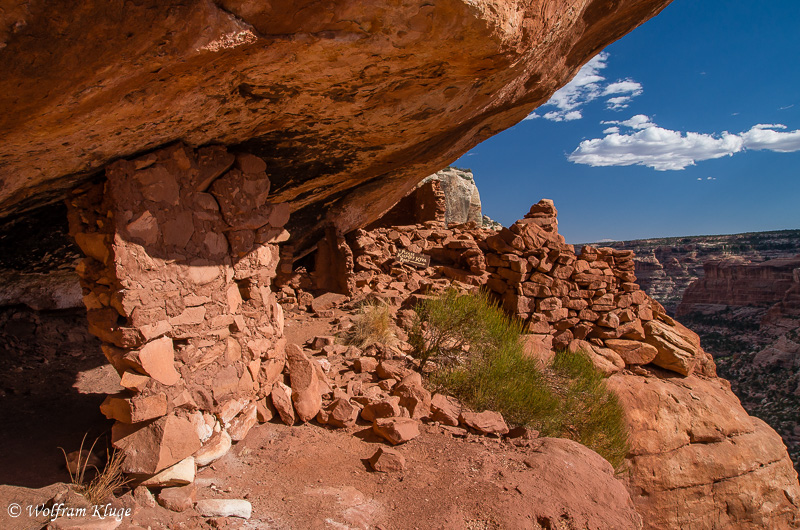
[456,0,800,244]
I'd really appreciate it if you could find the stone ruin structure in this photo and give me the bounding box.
[67,144,290,476]
[61,140,722,484]
[1,0,799,527]
[275,188,800,528]
[298,196,716,379]
[0,140,791,529]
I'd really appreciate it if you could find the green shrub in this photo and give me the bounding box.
[345,298,396,348]
[548,351,629,470]
[412,288,629,469]
[409,288,520,365]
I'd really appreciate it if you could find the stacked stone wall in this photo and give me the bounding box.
[67,143,290,477]
[336,200,716,379]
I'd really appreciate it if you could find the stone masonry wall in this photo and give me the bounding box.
[366,179,447,229]
[67,143,290,478]
[336,199,716,379]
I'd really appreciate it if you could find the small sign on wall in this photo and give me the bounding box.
[395,248,431,268]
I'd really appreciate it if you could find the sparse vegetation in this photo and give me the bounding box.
[411,289,629,469]
[345,298,396,348]
[60,434,128,505]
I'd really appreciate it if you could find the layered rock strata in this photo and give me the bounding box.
[763,268,800,332]
[678,260,800,474]
[67,144,289,476]
[677,256,800,317]
[607,230,800,314]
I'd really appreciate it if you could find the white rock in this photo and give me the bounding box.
[218,397,248,424]
[140,456,195,487]
[194,431,232,466]
[194,499,252,519]
[189,411,214,442]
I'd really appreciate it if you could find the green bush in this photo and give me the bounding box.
[409,288,520,365]
[548,351,629,470]
[412,288,629,469]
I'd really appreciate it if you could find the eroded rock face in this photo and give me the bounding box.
[607,231,800,314]
[677,257,800,316]
[0,0,671,254]
[609,372,800,529]
[424,167,483,225]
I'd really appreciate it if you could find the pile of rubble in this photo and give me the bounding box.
[264,340,513,452]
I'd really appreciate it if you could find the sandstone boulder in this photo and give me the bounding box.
[643,320,698,375]
[193,431,232,467]
[112,414,202,475]
[459,410,509,436]
[430,394,461,427]
[319,398,360,428]
[194,499,252,519]
[604,339,658,365]
[157,484,197,513]
[608,372,800,529]
[515,437,643,530]
[369,447,406,473]
[377,360,412,380]
[361,397,403,423]
[373,417,420,445]
[391,380,431,420]
[140,456,195,488]
[228,402,258,441]
[286,344,322,422]
[423,168,482,225]
[271,382,295,426]
[354,357,379,373]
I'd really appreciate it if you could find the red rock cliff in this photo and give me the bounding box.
[677,257,800,316]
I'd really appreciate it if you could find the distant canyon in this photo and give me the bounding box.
[609,230,800,472]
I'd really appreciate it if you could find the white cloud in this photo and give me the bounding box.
[606,96,634,110]
[603,114,655,130]
[525,53,643,121]
[602,80,642,110]
[740,124,800,152]
[603,81,642,95]
[543,110,582,122]
[569,118,800,171]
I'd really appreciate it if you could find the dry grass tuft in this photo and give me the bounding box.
[60,434,128,505]
[346,298,396,348]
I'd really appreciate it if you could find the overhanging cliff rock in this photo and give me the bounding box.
[0,0,671,253]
